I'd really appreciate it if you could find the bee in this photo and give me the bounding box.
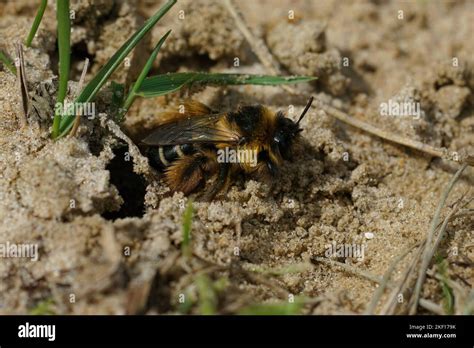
[141,96,314,200]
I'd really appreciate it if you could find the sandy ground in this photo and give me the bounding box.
[0,0,473,315]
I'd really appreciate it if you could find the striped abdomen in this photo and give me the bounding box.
[147,144,196,169]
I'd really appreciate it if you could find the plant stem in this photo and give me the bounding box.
[182,199,193,259]
[69,58,90,137]
[15,43,29,127]
[56,0,177,138]
[409,163,469,314]
[0,50,17,75]
[25,0,48,47]
[119,30,171,122]
[52,0,71,138]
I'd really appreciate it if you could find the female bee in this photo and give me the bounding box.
[141,97,314,200]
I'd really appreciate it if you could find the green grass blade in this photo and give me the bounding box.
[25,0,48,47]
[56,0,177,138]
[52,0,71,138]
[435,255,454,314]
[136,72,316,98]
[238,300,303,315]
[29,298,55,315]
[181,199,193,259]
[0,50,17,75]
[118,29,172,122]
[177,290,195,314]
[196,275,217,315]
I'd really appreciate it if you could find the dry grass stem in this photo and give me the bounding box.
[409,163,469,314]
[69,58,90,137]
[364,243,420,315]
[15,42,29,127]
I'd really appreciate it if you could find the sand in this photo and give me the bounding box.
[0,0,472,315]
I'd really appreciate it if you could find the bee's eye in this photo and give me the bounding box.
[266,160,278,176]
[273,136,292,160]
[258,150,279,176]
[273,117,300,160]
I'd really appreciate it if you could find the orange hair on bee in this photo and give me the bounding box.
[156,100,214,126]
[164,150,218,195]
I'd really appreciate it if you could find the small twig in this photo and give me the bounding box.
[69,58,89,137]
[242,271,290,299]
[310,256,446,315]
[381,199,469,316]
[15,42,29,127]
[409,163,469,314]
[419,298,444,315]
[179,265,226,289]
[243,262,312,276]
[317,101,474,166]
[223,0,281,75]
[364,243,420,315]
[380,241,426,315]
[75,58,89,99]
[426,270,467,296]
[449,209,474,221]
[221,293,256,314]
[311,256,386,286]
[315,101,456,160]
[429,190,472,263]
[426,270,471,314]
[383,195,471,314]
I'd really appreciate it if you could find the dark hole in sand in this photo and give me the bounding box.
[102,146,147,220]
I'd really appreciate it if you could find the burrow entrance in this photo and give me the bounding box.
[102,146,147,220]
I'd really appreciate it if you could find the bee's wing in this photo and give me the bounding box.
[142,113,241,146]
[154,100,215,126]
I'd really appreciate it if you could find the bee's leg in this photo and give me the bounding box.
[203,163,230,201]
[165,151,218,195]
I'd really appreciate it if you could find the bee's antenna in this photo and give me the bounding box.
[296,96,314,125]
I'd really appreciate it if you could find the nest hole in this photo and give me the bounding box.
[102,146,147,220]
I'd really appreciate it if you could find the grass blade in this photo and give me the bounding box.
[52,0,71,138]
[435,255,454,314]
[56,0,177,138]
[409,163,468,314]
[25,0,48,47]
[69,57,90,137]
[118,29,172,122]
[29,298,55,315]
[182,199,193,259]
[15,43,29,127]
[196,275,217,315]
[137,72,316,98]
[238,300,303,315]
[0,50,17,75]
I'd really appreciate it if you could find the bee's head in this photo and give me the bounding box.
[272,97,313,160]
